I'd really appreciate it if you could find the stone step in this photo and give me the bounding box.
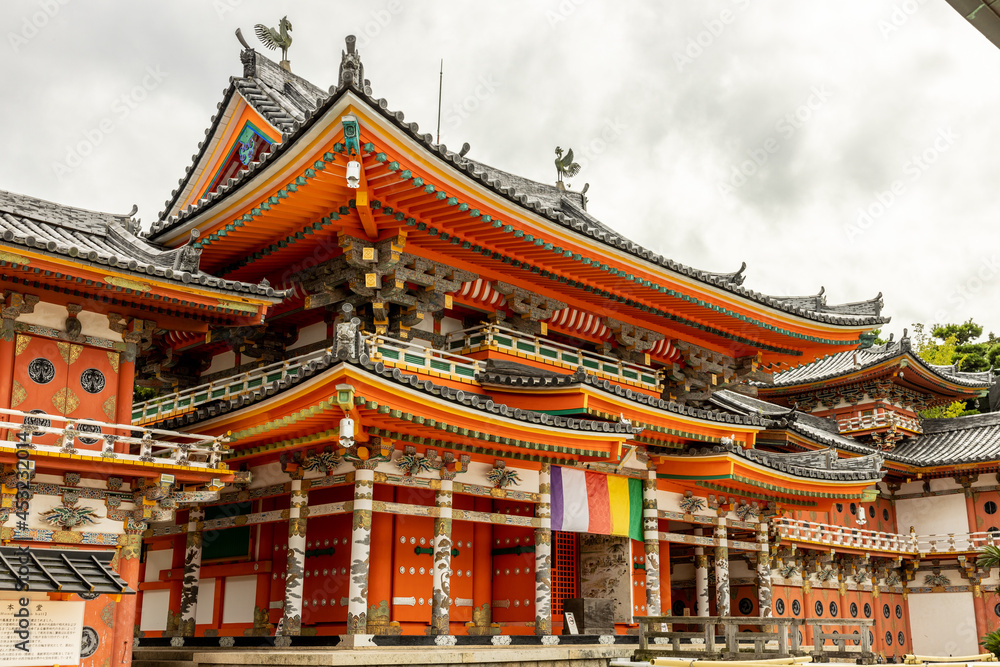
[132,661,197,667]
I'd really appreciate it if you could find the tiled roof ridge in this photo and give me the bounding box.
[770,338,993,389]
[148,37,888,328]
[675,440,883,481]
[0,189,284,300]
[921,410,1000,434]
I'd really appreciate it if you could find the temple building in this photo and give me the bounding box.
[4,30,1000,667]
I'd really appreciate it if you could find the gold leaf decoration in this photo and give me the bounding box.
[10,381,25,409]
[104,276,152,292]
[0,251,30,266]
[102,395,117,421]
[14,335,30,356]
[56,342,83,365]
[217,300,258,313]
[106,352,120,374]
[52,387,80,415]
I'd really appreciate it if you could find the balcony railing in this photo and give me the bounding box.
[447,324,663,392]
[367,335,483,382]
[776,517,1000,556]
[132,344,336,426]
[837,409,921,435]
[0,407,228,470]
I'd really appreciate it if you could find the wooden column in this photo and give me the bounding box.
[757,521,772,617]
[962,479,989,640]
[659,541,671,616]
[0,292,38,409]
[430,478,454,635]
[347,466,375,634]
[694,527,710,617]
[642,466,662,617]
[178,508,204,636]
[715,517,730,616]
[367,484,395,634]
[471,496,493,634]
[253,498,275,635]
[110,520,144,667]
[278,474,307,635]
[535,463,552,635]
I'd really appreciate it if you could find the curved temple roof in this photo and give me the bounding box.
[767,335,994,389]
[148,44,888,331]
[0,189,284,301]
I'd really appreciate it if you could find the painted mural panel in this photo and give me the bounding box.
[12,334,70,445]
[579,533,631,623]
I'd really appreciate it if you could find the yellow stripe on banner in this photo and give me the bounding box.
[607,475,631,537]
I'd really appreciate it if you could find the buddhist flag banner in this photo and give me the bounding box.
[550,466,642,541]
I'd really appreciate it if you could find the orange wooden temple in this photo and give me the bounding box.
[3,31,1000,667]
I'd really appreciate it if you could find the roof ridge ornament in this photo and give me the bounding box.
[254,15,293,71]
[339,35,371,94]
[235,28,256,78]
[554,146,581,190]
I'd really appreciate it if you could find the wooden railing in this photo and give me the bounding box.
[775,518,1000,556]
[806,619,874,662]
[447,323,662,391]
[0,407,228,470]
[367,335,483,383]
[837,408,920,435]
[636,615,801,660]
[775,517,918,554]
[132,344,336,425]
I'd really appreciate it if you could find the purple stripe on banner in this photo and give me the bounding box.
[550,466,564,531]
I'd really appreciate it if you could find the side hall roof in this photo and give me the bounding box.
[766,335,993,389]
[148,44,887,330]
[0,189,285,301]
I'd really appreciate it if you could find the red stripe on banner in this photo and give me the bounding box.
[586,471,611,534]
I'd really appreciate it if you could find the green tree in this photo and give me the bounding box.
[911,320,998,417]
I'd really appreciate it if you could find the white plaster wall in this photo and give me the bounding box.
[222,575,256,624]
[249,461,285,488]
[206,350,236,375]
[288,321,326,351]
[140,589,171,631]
[731,559,753,578]
[197,578,216,625]
[908,592,979,656]
[895,493,967,535]
[77,309,116,340]
[898,481,925,496]
[19,301,67,330]
[439,316,463,335]
[144,549,173,583]
[930,478,962,492]
[672,563,695,583]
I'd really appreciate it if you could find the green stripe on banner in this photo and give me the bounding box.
[628,477,643,542]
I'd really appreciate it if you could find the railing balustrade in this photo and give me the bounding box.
[0,407,227,470]
[447,323,662,391]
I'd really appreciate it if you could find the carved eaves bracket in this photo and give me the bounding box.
[295,234,476,341]
[492,282,565,335]
[663,340,772,404]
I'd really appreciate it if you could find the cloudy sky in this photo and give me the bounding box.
[3,1,999,340]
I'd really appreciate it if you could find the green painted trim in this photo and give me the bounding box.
[697,480,819,507]
[199,120,275,202]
